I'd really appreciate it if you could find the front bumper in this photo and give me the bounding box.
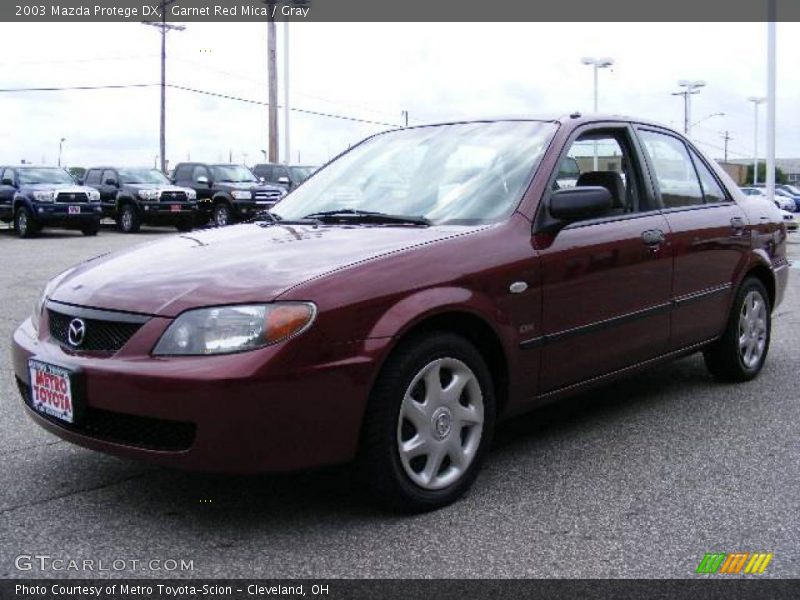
[139,202,196,223]
[32,202,103,226]
[12,316,383,473]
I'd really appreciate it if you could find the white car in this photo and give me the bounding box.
[741,186,795,211]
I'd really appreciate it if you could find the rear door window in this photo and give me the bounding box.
[638,130,704,208]
[688,147,728,204]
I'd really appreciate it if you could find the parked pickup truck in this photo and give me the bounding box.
[82,167,197,233]
[171,162,285,227]
[0,166,103,238]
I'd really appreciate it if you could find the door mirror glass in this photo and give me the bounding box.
[196,175,209,185]
[277,176,290,185]
[550,186,612,221]
[2,178,14,186]
[104,178,118,186]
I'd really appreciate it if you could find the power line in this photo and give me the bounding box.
[0,82,403,127]
[168,84,402,127]
[0,83,158,92]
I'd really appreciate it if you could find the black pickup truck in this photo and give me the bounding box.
[82,167,197,233]
[0,166,103,238]
[171,162,286,227]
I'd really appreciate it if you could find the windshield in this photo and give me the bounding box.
[211,165,257,183]
[118,168,170,185]
[18,168,75,185]
[272,121,556,225]
[289,166,315,182]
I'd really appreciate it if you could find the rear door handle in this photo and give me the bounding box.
[641,229,666,247]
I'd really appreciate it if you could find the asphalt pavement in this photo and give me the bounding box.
[0,223,798,579]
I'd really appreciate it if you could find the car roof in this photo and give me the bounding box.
[404,113,676,132]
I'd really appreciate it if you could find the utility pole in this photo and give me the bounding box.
[266,2,279,163]
[283,21,290,164]
[142,1,185,174]
[720,131,732,163]
[58,137,66,167]
[766,1,777,205]
[672,80,706,137]
[401,110,409,127]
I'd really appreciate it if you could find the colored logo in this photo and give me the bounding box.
[696,552,773,575]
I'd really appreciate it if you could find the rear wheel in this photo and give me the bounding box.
[81,223,99,236]
[358,332,495,512]
[118,204,141,233]
[14,206,38,238]
[703,277,771,382]
[175,218,193,232]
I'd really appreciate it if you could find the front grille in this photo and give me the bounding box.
[160,191,187,203]
[49,309,145,354]
[254,190,282,201]
[18,379,196,451]
[56,192,89,203]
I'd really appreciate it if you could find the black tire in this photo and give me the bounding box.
[703,277,771,382]
[358,332,496,512]
[194,212,210,227]
[81,223,99,236]
[117,203,141,233]
[14,206,39,238]
[213,202,232,228]
[175,218,193,232]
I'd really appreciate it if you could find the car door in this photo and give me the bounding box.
[535,124,673,393]
[191,165,214,201]
[0,168,16,220]
[636,127,750,348]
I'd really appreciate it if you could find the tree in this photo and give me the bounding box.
[68,167,86,181]
[745,162,787,185]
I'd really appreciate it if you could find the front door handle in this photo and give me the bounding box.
[731,216,746,235]
[641,229,666,247]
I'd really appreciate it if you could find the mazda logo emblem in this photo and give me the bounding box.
[67,318,86,347]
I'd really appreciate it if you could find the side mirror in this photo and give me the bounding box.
[277,176,290,185]
[2,178,14,186]
[196,175,209,185]
[549,186,612,221]
[104,178,118,187]
[258,176,266,183]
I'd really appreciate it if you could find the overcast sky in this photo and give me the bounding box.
[1,22,798,169]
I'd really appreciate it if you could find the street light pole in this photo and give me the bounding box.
[766,4,777,205]
[58,137,66,167]
[672,80,706,138]
[747,97,766,185]
[142,1,185,174]
[580,57,614,170]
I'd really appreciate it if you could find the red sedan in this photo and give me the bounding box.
[12,116,789,511]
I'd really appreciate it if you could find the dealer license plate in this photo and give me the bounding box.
[68,206,80,215]
[27,359,74,424]
[170,205,181,212]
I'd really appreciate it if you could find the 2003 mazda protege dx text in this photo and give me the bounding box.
[12,116,789,511]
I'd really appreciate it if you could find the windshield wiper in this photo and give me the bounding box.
[301,209,431,226]
[249,210,320,226]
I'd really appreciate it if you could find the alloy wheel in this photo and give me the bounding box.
[17,211,28,236]
[215,205,229,227]
[121,208,133,232]
[396,357,484,490]
[738,289,768,369]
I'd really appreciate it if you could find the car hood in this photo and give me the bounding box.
[21,183,95,194]
[218,182,284,192]
[50,223,479,317]
[127,184,190,192]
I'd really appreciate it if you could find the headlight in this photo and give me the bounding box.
[138,189,160,200]
[33,191,55,202]
[87,190,100,202]
[185,189,197,200]
[152,303,316,356]
[31,268,75,334]
[231,190,252,200]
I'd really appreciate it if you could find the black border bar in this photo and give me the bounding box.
[4,579,800,600]
[3,0,800,23]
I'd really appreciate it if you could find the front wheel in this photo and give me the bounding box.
[118,204,141,233]
[358,332,495,512]
[703,277,771,382]
[213,202,232,228]
[14,206,38,238]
